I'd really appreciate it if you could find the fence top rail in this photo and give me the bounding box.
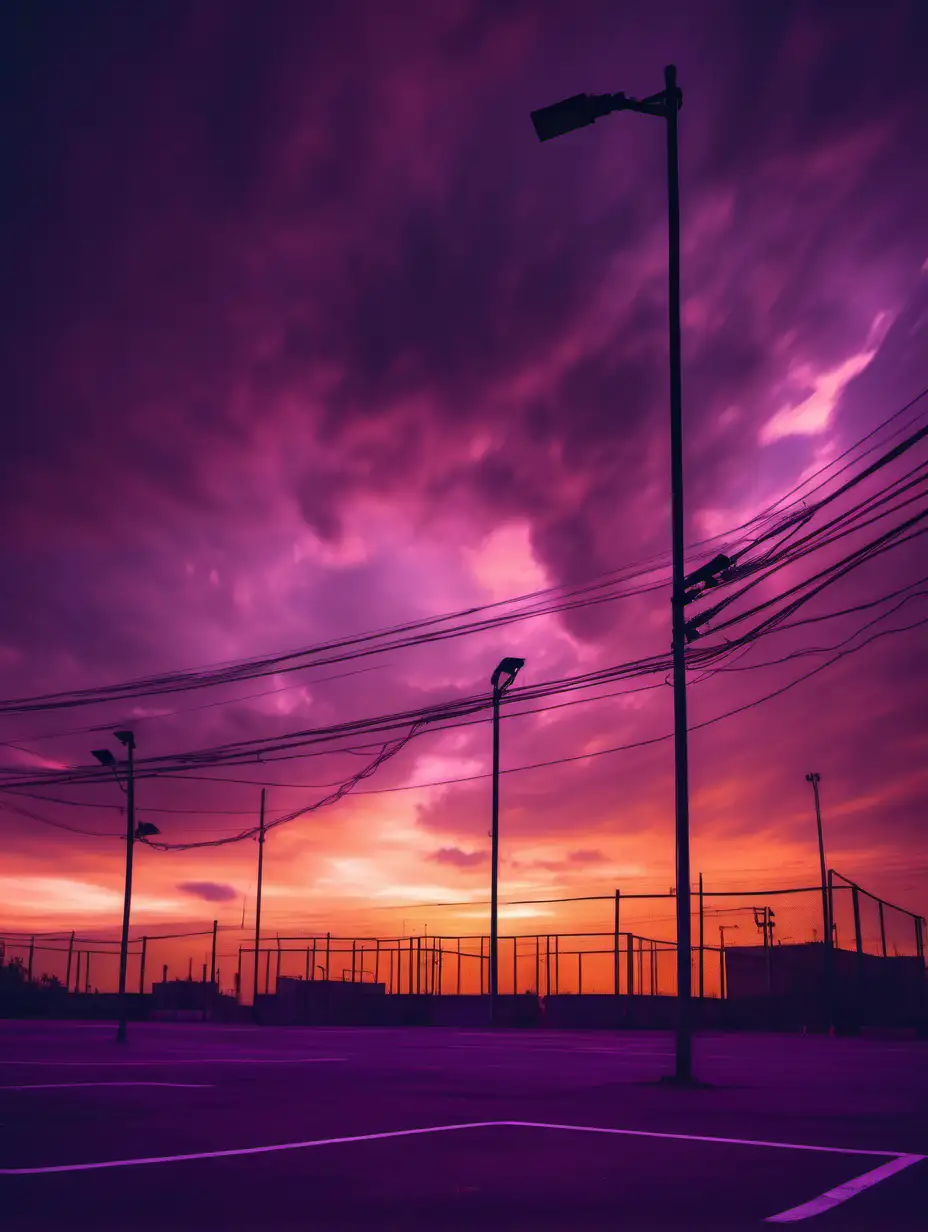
[829,869,923,920]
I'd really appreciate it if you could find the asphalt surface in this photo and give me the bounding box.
[1,1021,926,1230]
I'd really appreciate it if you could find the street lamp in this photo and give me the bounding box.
[805,773,830,948]
[490,656,525,1027]
[92,731,160,1043]
[531,67,693,1081]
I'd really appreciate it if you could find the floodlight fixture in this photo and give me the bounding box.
[92,748,117,767]
[113,729,135,749]
[491,656,525,694]
[136,821,160,839]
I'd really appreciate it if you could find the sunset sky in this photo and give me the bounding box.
[1,0,926,990]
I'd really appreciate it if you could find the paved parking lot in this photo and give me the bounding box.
[1,1021,926,1229]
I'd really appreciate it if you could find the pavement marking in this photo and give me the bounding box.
[500,1120,906,1158]
[765,1154,925,1223]
[0,1057,346,1066]
[1,1082,213,1091]
[0,1121,501,1175]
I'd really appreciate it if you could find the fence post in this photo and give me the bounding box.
[535,935,540,996]
[512,936,518,996]
[545,935,551,998]
[27,936,34,983]
[852,883,864,1030]
[916,916,925,963]
[85,952,92,993]
[578,951,583,996]
[626,933,634,996]
[374,939,381,987]
[325,932,331,981]
[210,921,218,987]
[878,902,887,959]
[613,890,621,995]
[235,947,243,1001]
[698,874,704,999]
[139,936,148,994]
[852,885,863,955]
[456,938,462,995]
[264,948,271,995]
[554,935,560,995]
[351,939,357,983]
[74,951,81,995]
[65,931,75,991]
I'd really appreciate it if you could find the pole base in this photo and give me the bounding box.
[658,1073,711,1088]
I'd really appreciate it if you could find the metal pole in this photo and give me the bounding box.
[545,935,551,999]
[210,920,218,987]
[512,935,518,996]
[264,948,271,994]
[139,936,147,995]
[614,891,621,995]
[374,939,381,987]
[65,931,75,992]
[535,935,540,997]
[578,950,583,996]
[457,938,462,995]
[719,928,726,1000]
[74,950,81,995]
[879,902,887,959]
[115,737,136,1043]
[698,873,704,999]
[490,683,502,1025]
[626,933,634,996]
[235,947,243,1001]
[852,883,864,1029]
[86,951,92,993]
[916,916,925,963]
[27,935,34,982]
[554,934,560,995]
[807,774,830,948]
[663,64,692,1083]
[326,932,331,981]
[252,788,266,1019]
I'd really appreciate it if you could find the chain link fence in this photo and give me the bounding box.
[2,873,924,1011]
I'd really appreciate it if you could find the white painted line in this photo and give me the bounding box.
[0,1057,346,1066]
[499,1121,898,1158]
[1,1082,212,1091]
[766,1154,925,1223]
[0,1121,500,1175]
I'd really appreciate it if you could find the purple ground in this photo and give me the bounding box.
[1,1022,926,1230]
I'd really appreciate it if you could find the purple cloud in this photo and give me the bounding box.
[177,882,239,904]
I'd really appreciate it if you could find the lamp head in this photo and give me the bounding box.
[113,730,135,749]
[491,656,525,694]
[530,93,619,142]
[136,821,160,839]
[91,748,116,767]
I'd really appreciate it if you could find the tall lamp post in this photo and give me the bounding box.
[490,656,525,1027]
[531,66,695,1081]
[92,731,160,1043]
[805,773,830,947]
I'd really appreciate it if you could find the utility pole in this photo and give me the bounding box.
[252,789,266,1022]
[662,64,696,1084]
[209,919,218,988]
[718,924,738,999]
